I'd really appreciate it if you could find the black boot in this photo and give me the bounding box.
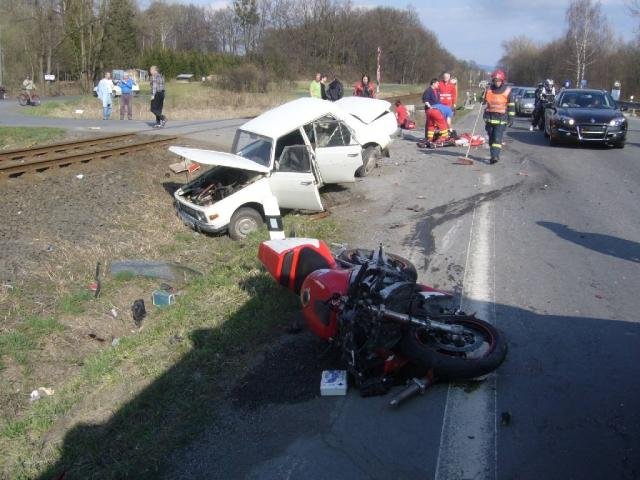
[489,156,498,164]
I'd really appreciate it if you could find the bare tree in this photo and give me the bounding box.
[565,0,608,86]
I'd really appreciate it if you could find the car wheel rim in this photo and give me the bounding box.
[237,218,258,236]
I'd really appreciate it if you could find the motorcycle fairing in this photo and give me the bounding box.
[258,238,336,294]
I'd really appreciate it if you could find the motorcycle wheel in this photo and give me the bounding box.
[337,248,417,282]
[399,315,507,380]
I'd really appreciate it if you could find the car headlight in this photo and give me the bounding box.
[558,116,575,126]
[609,118,625,127]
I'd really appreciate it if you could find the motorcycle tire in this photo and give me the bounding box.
[337,248,418,283]
[399,315,507,380]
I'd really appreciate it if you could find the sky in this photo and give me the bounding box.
[158,0,638,66]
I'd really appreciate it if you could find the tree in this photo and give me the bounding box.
[233,0,259,54]
[565,0,609,86]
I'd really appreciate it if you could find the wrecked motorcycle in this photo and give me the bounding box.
[259,238,507,405]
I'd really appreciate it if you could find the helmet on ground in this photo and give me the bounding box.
[491,69,506,81]
[544,78,554,88]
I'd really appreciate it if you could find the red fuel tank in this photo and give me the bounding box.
[300,268,351,339]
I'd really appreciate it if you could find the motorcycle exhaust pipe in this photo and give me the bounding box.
[389,377,431,408]
[374,305,465,334]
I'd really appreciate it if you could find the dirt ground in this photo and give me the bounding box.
[0,136,226,424]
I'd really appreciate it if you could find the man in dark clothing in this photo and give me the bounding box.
[320,73,328,100]
[483,69,515,164]
[422,78,440,112]
[326,74,344,101]
[149,65,166,128]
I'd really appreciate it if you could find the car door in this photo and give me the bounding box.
[312,118,362,184]
[268,143,323,211]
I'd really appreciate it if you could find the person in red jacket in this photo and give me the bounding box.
[438,72,457,110]
[395,100,408,127]
[354,74,376,98]
[425,105,449,142]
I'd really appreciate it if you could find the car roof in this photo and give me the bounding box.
[240,97,391,139]
[560,88,606,94]
[241,98,343,139]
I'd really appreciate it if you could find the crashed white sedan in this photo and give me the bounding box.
[170,97,397,239]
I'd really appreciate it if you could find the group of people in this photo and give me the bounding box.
[96,65,166,128]
[309,73,379,101]
[420,72,458,142]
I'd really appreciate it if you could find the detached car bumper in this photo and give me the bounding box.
[175,202,226,234]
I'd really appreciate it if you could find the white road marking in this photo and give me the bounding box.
[440,220,462,253]
[435,173,498,480]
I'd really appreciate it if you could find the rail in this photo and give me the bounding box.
[0,134,177,178]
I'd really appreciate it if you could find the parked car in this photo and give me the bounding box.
[515,87,536,116]
[543,88,626,148]
[170,97,397,239]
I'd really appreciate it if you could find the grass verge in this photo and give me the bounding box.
[1,214,341,479]
[0,127,66,150]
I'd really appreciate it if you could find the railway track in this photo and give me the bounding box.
[0,133,177,178]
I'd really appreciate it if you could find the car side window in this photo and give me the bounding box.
[314,119,351,148]
[277,146,311,173]
[274,128,306,160]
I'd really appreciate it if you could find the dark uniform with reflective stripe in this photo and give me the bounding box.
[483,84,515,163]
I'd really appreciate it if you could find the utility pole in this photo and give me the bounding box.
[0,22,4,86]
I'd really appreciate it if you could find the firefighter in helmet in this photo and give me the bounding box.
[483,69,515,164]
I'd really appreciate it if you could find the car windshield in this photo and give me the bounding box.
[560,92,614,109]
[523,91,535,99]
[232,130,273,167]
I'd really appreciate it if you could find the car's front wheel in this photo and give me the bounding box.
[228,207,263,240]
[356,145,380,177]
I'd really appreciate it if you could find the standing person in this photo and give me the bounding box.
[149,65,166,128]
[309,73,322,98]
[530,79,555,131]
[96,72,114,120]
[320,73,328,100]
[119,72,136,120]
[483,69,515,164]
[422,78,440,138]
[326,73,344,101]
[353,74,375,98]
[22,75,36,102]
[438,72,457,110]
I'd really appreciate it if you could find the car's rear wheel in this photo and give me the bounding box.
[356,145,380,177]
[228,207,263,240]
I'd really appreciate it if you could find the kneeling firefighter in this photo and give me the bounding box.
[483,69,515,164]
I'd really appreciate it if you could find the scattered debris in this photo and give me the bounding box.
[110,260,202,284]
[169,160,200,174]
[541,184,549,190]
[416,195,425,199]
[406,205,423,213]
[388,223,405,230]
[501,411,512,426]
[45,244,55,252]
[75,109,84,114]
[152,289,175,307]
[75,174,84,179]
[308,211,331,221]
[132,299,146,327]
[111,337,121,347]
[110,307,118,318]
[169,334,184,345]
[517,171,529,176]
[30,387,55,402]
[93,261,102,299]
[320,370,348,396]
[88,333,105,342]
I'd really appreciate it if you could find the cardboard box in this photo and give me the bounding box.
[320,370,348,396]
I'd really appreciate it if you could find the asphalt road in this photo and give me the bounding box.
[3,99,639,478]
[167,109,639,479]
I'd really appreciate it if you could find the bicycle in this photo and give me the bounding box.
[18,90,41,106]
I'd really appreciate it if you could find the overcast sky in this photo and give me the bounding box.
[158,0,638,66]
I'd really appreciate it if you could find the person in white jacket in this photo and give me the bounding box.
[96,72,114,120]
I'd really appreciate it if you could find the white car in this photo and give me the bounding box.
[170,97,397,239]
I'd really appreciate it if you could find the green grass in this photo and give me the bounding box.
[0,127,66,150]
[0,316,64,368]
[1,214,341,479]
[57,290,93,316]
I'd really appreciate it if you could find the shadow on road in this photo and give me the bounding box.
[538,221,640,263]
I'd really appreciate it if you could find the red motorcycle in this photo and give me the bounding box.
[259,238,507,405]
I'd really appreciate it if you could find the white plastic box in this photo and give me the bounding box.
[320,370,348,396]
